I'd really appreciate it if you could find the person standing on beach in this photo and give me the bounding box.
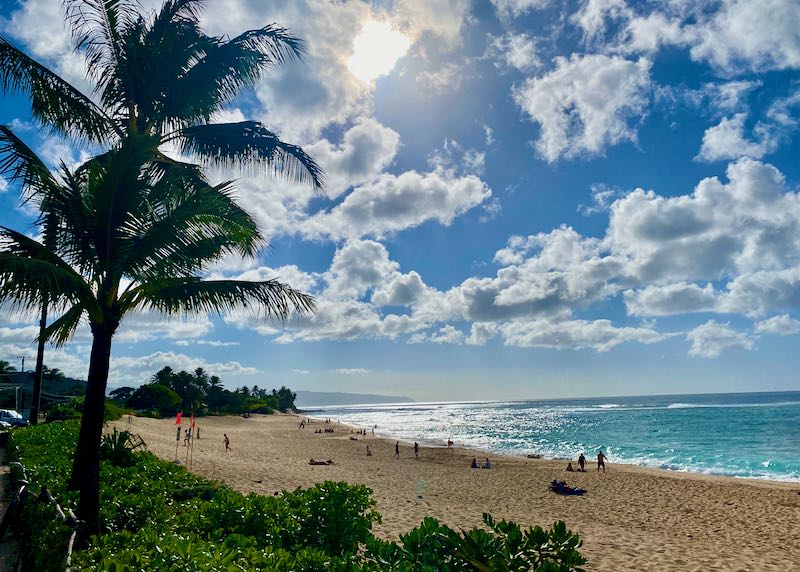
[394,441,400,459]
[578,452,586,471]
[414,442,419,459]
[597,450,607,472]
[224,433,231,452]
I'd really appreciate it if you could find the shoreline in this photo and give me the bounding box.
[112,413,800,571]
[304,413,800,488]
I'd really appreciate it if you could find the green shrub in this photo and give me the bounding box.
[100,429,146,467]
[283,481,381,556]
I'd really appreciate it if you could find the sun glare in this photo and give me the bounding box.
[346,21,411,84]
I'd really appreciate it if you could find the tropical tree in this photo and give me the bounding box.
[0,0,322,538]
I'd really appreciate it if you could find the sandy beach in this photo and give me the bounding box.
[112,414,800,571]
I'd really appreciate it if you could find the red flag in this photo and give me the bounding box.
[176,411,183,425]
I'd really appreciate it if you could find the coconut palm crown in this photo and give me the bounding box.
[0,0,323,539]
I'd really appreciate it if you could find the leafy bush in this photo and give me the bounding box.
[100,429,147,467]
[45,398,129,423]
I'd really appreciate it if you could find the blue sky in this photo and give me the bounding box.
[1,0,800,400]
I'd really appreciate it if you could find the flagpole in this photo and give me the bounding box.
[175,411,183,462]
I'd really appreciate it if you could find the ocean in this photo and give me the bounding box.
[312,391,800,483]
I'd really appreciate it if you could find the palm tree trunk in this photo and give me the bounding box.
[69,326,114,540]
[30,300,48,425]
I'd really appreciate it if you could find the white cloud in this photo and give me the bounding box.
[500,318,665,351]
[686,320,753,358]
[108,351,259,388]
[697,114,777,162]
[305,118,401,198]
[754,314,800,336]
[488,33,540,72]
[688,0,800,73]
[513,54,651,162]
[301,169,491,240]
[625,283,719,317]
[331,368,370,374]
[491,0,551,19]
[605,158,799,283]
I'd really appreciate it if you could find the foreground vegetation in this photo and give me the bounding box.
[6,422,587,571]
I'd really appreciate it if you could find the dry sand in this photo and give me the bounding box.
[112,414,800,571]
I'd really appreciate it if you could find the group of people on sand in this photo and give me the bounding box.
[315,427,335,434]
[470,457,492,469]
[565,451,608,473]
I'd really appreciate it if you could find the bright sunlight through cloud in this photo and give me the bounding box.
[346,20,411,84]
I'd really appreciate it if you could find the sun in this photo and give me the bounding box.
[346,20,411,84]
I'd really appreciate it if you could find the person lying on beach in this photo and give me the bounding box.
[549,479,586,496]
[483,458,493,469]
[565,462,575,472]
[309,459,334,465]
[350,436,359,441]
[471,457,478,468]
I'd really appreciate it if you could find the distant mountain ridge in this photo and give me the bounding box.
[295,390,413,407]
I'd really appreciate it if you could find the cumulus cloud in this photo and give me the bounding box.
[606,158,799,283]
[754,314,800,335]
[488,33,540,72]
[625,283,719,317]
[686,320,753,358]
[513,54,651,162]
[108,351,259,388]
[491,0,551,19]
[687,0,800,73]
[500,318,665,351]
[301,169,491,240]
[697,114,776,162]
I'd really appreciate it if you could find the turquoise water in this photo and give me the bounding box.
[314,391,800,482]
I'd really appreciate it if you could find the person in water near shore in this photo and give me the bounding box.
[394,441,400,459]
[578,453,586,471]
[597,450,607,472]
[447,438,453,448]
[470,457,478,468]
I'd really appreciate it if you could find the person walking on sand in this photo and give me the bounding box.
[414,442,419,459]
[224,433,231,452]
[597,450,607,472]
[578,452,586,471]
[394,441,400,459]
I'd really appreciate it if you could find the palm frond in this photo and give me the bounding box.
[0,228,97,316]
[120,277,315,319]
[119,178,264,280]
[63,0,140,80]
[0,36,119,142]
[0,125,60,197]
[174,121,324,189]
[161,25,304,128]
[41,304,85,347]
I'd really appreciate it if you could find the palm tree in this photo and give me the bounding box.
[0,131,316,537]
[0,0,323,538]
